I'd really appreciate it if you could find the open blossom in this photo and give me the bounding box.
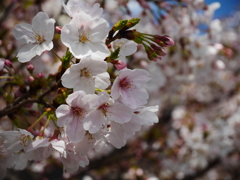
[61,56,110,93]
[111,38,138,63]
[83,92,133,133]
[111,68,151,109]
[0,129,33,152]
[61,11,110,59]
[62,0,103,19]
[56,91,95,143]
[13,12,55,63]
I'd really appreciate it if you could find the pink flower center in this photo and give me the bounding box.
[119,77,134,89]
[99,103,109,116]
[71,107,85,117]
[19,134,29,147]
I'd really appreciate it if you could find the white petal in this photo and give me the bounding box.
[83,110,106,133]
[66,116,85,143]
[17,44,38,63]
[106,103,133,123]
[13,23,34,44]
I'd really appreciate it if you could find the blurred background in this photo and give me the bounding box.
[1,0,240,179]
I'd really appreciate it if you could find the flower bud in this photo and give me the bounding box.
[37,73,44,79]
[4,59,13,68]
[27,64,34,73]
[112,20,128,31]
[153,35,174,47]
[113,60,127,70]
[125,18,140,29]
[55,26,62,34]
[28,76,35,82]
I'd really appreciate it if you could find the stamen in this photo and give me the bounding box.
[79,31,91,43]
[80,68,91,78]
[71,107,85,117]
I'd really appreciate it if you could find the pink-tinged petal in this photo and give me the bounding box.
[66,91,86,106]
[50,139,66,155]
[56,105,72,127]
[122,114,142,135]
[120,87,148,109]
[119,88,137,108]
[61,68,80,88]
[83,110,106,133]
[66,116,85,143]
[56,104,71,118]
[138,106,159,125]
[111,77,121,100]
[17,44,38,63]
[77,155,89,167]
[110,121,125,138]
[105,133,126,149]
[73,77,95,94]
[106,103,133,123]
[27,138,50,152]
[94,72,110,90]
[127,69,151,84]
[74,137,91,156]
[13,23,34,44]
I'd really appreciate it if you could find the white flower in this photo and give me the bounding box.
[0,129,33,152]
[56,91,95,143]
[133,106,159,126]
[13,12,55,63]
[111,68,151,109]
[62,0,103,19]
[61,56,110,94]
[61,11,110,59]
[83,92,133,133]
[111,38,138,62]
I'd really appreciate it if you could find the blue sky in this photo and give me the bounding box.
[205,0,240,18]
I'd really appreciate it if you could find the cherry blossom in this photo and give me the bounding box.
[55,91,95,143]
[0,129,33,152]
[61,56,110,93]
[111,68,151,109]
[62,0,103,19]
[13,12,55,63]
[61,11,110,59]
[111,38,138,62]
[83,92,133,133]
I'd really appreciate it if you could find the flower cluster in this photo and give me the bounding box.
[0,0,175,176]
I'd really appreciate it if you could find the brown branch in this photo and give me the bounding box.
[0,80,61,118]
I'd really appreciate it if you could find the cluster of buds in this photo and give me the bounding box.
[122,30,174,61]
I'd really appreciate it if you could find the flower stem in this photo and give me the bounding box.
[51,50,62,60]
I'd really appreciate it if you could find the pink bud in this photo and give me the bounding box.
[55,26,62,34]
[4,59,13,68]
[114,60,127,70]
[37,73,44,79]
[28,76,35,82]
[27,64,34,73]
